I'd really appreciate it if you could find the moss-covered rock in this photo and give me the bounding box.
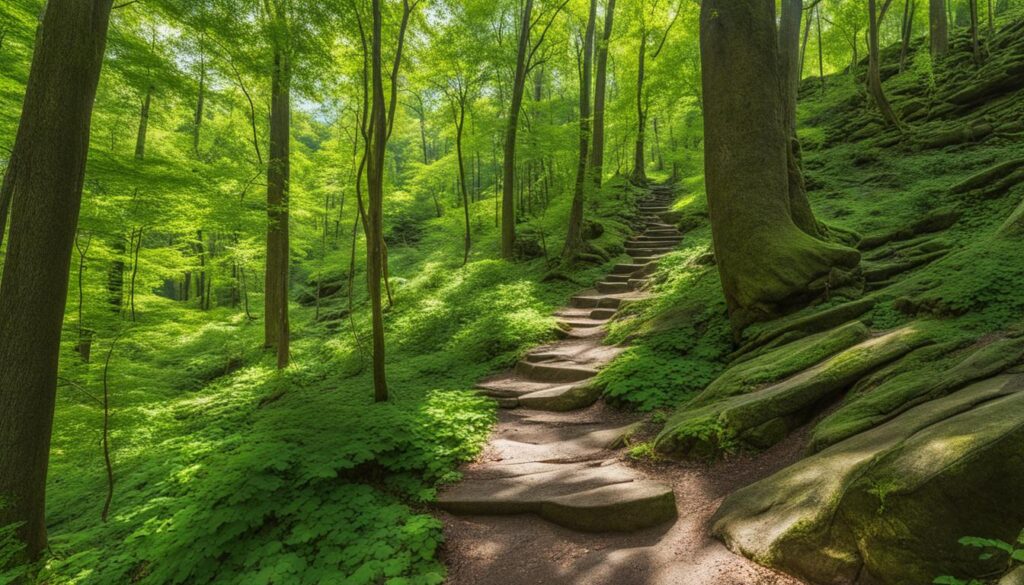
[810,334,1024,451]
[711,374,1024,585]
[654,324,931,458]
[688,320,870,409]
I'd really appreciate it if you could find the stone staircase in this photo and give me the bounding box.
[437,184,682,533]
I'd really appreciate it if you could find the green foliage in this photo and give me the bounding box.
[0,522,27,585]
[934,529,1024,585]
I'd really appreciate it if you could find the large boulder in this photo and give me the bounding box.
[711,374,1024,585]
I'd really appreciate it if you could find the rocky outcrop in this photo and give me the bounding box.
[711,374,1024,585]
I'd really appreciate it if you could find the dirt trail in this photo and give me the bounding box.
[439,186,805,585]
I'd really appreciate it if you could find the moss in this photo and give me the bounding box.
[810,334,1024,451]
[656,324,933,458]
[688,320,870,408]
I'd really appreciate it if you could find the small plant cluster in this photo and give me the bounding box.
[934,529,1024,585]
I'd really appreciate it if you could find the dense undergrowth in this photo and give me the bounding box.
[2,180,638,584]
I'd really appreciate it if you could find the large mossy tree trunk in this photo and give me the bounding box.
[589,0,615,188]
[0,0,113,564]
[264,39,290,370]
[562,0,597,264]
[700,0,860,333]
[501,0,533,259]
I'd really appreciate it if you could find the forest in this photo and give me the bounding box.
[2,0,1024,583]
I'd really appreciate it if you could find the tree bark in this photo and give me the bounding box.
[193,52,205,155]
[455,98,471,265]
[366,0,389,401]
[779,0,821,237]
[868,0,903,129]
[630,35,648,185]
[700,0,860,333]
[899,0,916,72]
[968,0,982,66]
[501,0,533,258]
[263,40,290,370]
[563,0,597,263]
[0,0,113,563]
[589,0,616,188]
[134,84,153,160]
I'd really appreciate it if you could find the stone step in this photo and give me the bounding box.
[596,281,630,294]
[590,307,617,320]
[518,381,602,411]
[437,460,677,532]
[612,262,651,274]
[571,294,622,309]
[477,376,562,398]
[631,255,666,264]
[628,248,673,258]
[626,243,676,253]
[645,228,680,237]
[515,360,599,383]
[557,317,607,329]
[628,278,648,290]
[639,206,669,213]
[630,235,682,243]
[604,274,631,283]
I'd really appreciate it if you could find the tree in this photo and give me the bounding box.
[562,0,598,263]
[867,0,902,130]
[700,0,859,332]
[630,0,681,186]
[968,0,982,66]
[778,0,822,237]
[263,0,291,370]
[500,0,567,259]
[899,0,918,72]
[364,0,415,402]
[589,0,616,188]
[0,0,114,563]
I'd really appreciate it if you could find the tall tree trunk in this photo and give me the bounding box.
[134,84,153,160]
[563,0,597,263]
[589,0,616,188]
[630,35,648,185]
[700,0,859,333]
[800,6,813,77]
[196,229,206,310]
[129,227,143,321]
[779,0,821,237]
[264,42,290,370]
[366,0,389,401]
[868,0,903,129]
[107,235,125,313]
[817,5,825,91]
[193,53,205,155]
[900,0,916,72]
[502,0,533,258]
[0,0,113,564]
[456,102,471,265]
[417,102,428,165]
[968,0,982,66]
